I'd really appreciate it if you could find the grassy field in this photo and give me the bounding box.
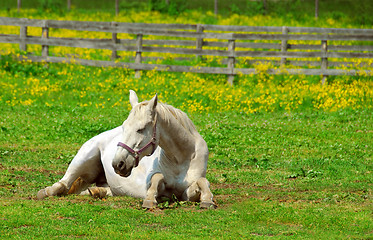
[0,105,372,238]
[0,59,372,239]
[2,0,373,25]
[0,5,372,239]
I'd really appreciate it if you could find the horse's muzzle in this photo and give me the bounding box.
[113,161,133,178]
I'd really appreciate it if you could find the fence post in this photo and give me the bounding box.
[196,24,204,61]
[214,0,218,16]
[111,22,118,60]
[17,0,21,12]
[227,38,236,85]
[135,33,143,78]
[20,24,27,52]
[315,0,319,19]
[41,20,49,57]
[321,40,328,85]
[281,26,289,66]
[115,0,119,16]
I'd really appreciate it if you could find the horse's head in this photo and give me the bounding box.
[112,90,159,177]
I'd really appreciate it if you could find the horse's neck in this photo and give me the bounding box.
[157,113,196,162]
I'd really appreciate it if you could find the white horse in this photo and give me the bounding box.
[37,90,216,209]
[37,125,161,201]
[112,90,216,209]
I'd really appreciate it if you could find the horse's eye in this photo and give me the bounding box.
[137,128,144,134]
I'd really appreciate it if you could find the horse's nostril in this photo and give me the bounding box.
[117,161,124,170]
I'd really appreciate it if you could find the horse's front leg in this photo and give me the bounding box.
[143,173,165,208]
[182,177,217,209]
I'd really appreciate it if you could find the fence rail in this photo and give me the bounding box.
[1,17,372,84]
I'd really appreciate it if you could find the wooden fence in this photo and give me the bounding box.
[0,17,372,84]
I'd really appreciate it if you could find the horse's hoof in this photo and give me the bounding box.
[200,201,217,209]
[88,187,107,199]
[142,200,157,209]
[37,189,48,200]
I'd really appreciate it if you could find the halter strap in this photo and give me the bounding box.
[117,117,157,165]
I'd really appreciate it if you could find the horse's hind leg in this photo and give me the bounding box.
[37,139,102,200]
[37,173,92,200]
[37,181,68,199]
[67,177,91,194]
[182,177,217,209]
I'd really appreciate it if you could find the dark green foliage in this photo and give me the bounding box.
[148,0,186,15]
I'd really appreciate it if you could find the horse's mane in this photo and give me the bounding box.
[133,100,198,135]
[156,102,198,135]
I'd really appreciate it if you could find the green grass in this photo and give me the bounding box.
[0,99,372,238]
[2,0,373,26]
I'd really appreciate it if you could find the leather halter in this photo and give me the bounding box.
[117,117,157,166]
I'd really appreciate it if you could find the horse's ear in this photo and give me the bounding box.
[148,93,158,111]
[129,90,138,108]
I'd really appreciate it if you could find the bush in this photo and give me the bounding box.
[148,0,186,15]
[38,0,65,13]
